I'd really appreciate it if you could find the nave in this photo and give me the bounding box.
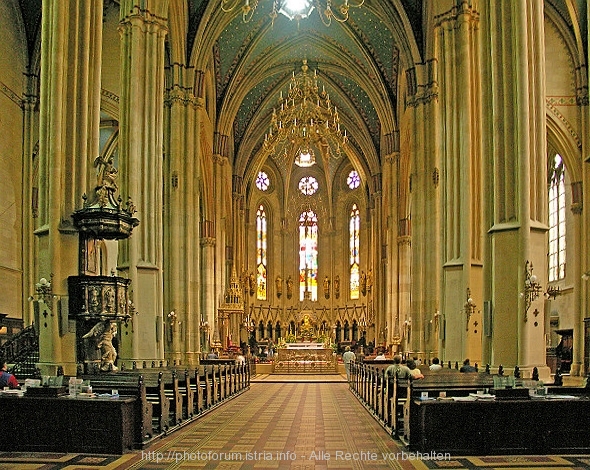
[1,378,589,470]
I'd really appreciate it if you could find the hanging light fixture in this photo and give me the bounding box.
[263,60,348,167]
[221,0,364,27]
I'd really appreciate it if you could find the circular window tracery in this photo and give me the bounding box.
[298,176,319,195]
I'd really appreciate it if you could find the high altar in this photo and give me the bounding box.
[273,310,337,374]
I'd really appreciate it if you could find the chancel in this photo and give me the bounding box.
[1,0,590,465]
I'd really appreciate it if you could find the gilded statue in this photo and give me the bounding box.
[286,275,293,299]
[83,320,118,371]
[276,275,283,298]
[323,276,330,299]
[334,275,340,299]
[248,272,255,296]
[360,270,367,296]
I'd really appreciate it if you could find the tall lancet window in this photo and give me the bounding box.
[350,203,360,299]
[548,154,566,281]
[299,210,318,301]
[256,204,267,300]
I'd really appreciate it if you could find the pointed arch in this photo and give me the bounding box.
[299,209,318,301]
[349,202,361,300]
[256,203,268,300]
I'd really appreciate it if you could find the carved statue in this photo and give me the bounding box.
[83,320,118,371]
[276,275,283,297]
[366,268,373,293]
[360,270,367,296]
[248,272,255,296]
[286,275,294,299]
[94,155,118,190]
[334,275,340,299]
[103,286,115,314]
[323,276,330,299]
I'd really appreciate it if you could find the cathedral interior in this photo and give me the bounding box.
[0,0,589,382]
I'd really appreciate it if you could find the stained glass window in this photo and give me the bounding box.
[350,203,360,299]
[299,210,318,301]
[298,176,318,195]
[548,154,566,281]
[256,205,267,300]
[347,170,360,189]
[256,171,270,191]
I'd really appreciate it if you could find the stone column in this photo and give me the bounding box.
[117,1,169,364]
[201,235,216,350]
[164,76,201,366]
[23,73,39,327]
[433,2,481,363]
[407,58,440,360]
[480,0,548,376]
[570,182,583,375]
[370,174,382,346]
[382,152,398,350]
[36,0,104,375]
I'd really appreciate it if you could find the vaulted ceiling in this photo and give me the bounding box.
[15,0,587,194]
[190,0,425,187]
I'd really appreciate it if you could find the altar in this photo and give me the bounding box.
[274,344,337,374]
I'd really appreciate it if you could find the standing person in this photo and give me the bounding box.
[342,346,356,382]
[0,361,19,389]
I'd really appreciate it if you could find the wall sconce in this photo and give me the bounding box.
[200,319,210,332]
[167,310,177,325]
[521,260,541,312]
[545,285,562,300]
[464,288,476,331]
[28,277,56,317]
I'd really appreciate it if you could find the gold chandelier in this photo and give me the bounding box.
[221,0,364,27]
[263,60,348,167]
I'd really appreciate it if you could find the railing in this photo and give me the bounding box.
[0,324,40,379]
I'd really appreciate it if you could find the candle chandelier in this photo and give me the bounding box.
[263,60,348,168]
[221,0,364,27]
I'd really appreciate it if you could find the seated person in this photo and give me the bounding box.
[385,355,412,380]
[374,349,387,360]
[207,351,219,359]
[429,357,442,371]
[406,359,424,379]
[460,358,477,373]
[0,361,19,389]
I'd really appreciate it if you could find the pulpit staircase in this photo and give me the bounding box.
[0,324,40,379]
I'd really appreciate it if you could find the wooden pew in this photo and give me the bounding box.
[177,369,195,419]
[143,372,171,433]
[84,374,154,447]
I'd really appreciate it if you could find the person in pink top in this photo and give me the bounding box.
[0,361,19,389]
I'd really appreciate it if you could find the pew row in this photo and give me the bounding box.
[350,361,590,454]
[82,362,250,449]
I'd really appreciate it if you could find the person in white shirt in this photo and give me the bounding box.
[374,349,386,360]
[342,346,356,381]
[429,357,443,371]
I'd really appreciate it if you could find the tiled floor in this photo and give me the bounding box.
[1,379,589,469]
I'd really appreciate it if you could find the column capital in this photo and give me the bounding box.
[200,237,216,247]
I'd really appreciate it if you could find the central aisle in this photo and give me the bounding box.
[117,381,411,469]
